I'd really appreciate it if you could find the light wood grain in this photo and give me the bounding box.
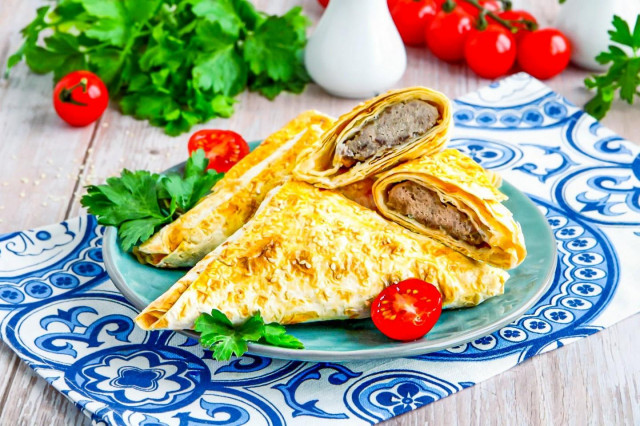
[0,0,638,425]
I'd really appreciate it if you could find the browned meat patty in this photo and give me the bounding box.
[387,181,486,247]
[337,100,439,166]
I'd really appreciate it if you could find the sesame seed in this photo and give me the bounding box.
[11,155,17,160]
[42,202,48,207]
[46,159,53,165]
[102,122,109,127]
[40,173,46,179]
[34,180,40,186]
[1,182,8,186]
[19,192,25,198]
[20,177,29,184]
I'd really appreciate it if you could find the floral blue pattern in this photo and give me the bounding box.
[0,73,638,425]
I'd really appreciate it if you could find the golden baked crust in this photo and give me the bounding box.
[293,87,452,189]
[373,148,526,269]
[134,110,335,268]
[136,180,508,330]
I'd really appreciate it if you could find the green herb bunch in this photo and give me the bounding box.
[81,149,222,251]
[585,15,640,119]
[6,0,311,135]
[196,309,304,360]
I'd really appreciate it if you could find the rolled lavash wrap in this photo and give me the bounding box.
[372,148,526,270]
[293,87,452,189]
[134,110,334,268]
[135,180,508,330]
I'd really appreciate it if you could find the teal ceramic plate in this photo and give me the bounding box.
[104,143,556,362]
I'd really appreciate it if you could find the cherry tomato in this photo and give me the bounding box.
[390,0,439,46]
[464,24,516,79]
[517,28,571,80]
[317,0,329,7]
[53,70,108,127]
[187,130,250,173]
[458,0,501,17]
[495,10,537,42]
[426,7,474,62]
[371,278,442,341]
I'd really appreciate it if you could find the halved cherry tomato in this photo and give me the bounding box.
[464,24,516,79]
[317,0,329,7]
[371,278,442,341]
[494,10,537,42]
[187,130,249,173]
[426,6,474,62]
[390,0,439,46]
[517,28,571,80]
[53,70,108,127]
[458,0,501,17]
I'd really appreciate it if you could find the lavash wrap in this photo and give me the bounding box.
[293,87,452,189]
[372,148,527,269]
[134,110,334,268]
[135,180,508,330]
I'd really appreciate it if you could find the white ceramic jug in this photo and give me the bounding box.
[304,0,407,98]
[555,0,640,71]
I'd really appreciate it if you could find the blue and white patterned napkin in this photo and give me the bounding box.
[1,73,639,425]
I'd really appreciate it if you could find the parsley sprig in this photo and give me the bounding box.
[81,149,222,251]
[584,15,640,119]
[195,309,304,361]
[6,0,311,135]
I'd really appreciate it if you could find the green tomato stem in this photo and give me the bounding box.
[58,77,88,106]
[459,0,537,33]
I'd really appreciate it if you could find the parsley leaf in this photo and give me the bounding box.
[6,0,310,135]
[81,149,222,251]
[584,15,640,119]
[195,309,304,361]
[262,322,305,349]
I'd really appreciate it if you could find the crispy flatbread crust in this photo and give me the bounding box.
[373,149,526,269]
[136,180,508,330]
[293,87,452,189]
[134,111,334,268]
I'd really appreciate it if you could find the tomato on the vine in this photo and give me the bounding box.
[426,6,474,62]
[517,28,571,80]
[464,24,516,79]
[371,278,442,341]
[495,10,537,41]
[458,0,501,17]
[187,130,250,173]
[390,0,439,46]
[53,70,108,127]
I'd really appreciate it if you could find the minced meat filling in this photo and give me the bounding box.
[337,100,439,166]
[387,181,486,247]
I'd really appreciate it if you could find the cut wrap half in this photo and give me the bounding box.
[135,180,508,330]
[134,110,334,268]
[372,148,526,269]
[293,87,452,189]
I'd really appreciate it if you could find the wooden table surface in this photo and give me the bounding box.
[1,0,638,424]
